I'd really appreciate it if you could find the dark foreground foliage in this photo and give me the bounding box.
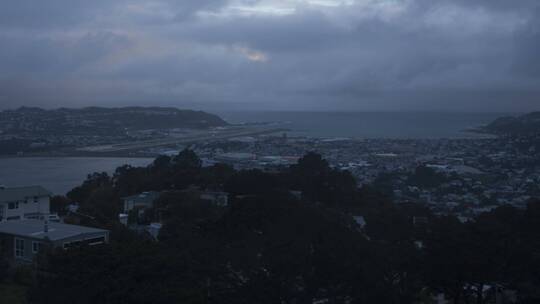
[28,150,540,304]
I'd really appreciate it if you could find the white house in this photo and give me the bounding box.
[122,191,161,213]
[0,219,109,262]
[0,186,52,221]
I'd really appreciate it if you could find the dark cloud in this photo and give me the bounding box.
[0,0,538,111]
[0,31,132,76]
[511,8,540,78]
[0,0,119,28]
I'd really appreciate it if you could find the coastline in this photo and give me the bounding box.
[461,127,498,138]
[0,132,499,160]
[0,151,158,159]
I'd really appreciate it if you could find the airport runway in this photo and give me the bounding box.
[78,127,288,153]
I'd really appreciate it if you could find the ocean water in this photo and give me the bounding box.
[0,112,506,194]
[218,111,505,139]
[0,157,152,195]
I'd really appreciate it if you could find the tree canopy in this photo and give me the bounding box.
[26,150,540,304]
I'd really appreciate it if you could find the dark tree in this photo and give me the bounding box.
[408,165,447,188]
[49,195,71,216]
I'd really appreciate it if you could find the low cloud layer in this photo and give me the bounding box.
[0,0,539,111]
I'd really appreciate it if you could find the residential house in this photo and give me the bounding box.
[0,186,52,221]
[0,219,109,262]
[122,191,161,213]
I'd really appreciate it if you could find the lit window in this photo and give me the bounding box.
[15,238,25,257]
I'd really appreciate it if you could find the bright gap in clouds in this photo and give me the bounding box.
[207,0,409,26]
[220,0,356,16]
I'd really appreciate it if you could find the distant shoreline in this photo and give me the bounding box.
[0,132,499,160]
[461,126,498,137]
[0,152,157,159]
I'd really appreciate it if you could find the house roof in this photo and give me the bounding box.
[0,186,52,203]
[0,220,108,241]
[122,191,161,204]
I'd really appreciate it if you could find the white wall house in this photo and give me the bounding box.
[122,191,161,213]
[0,186,52,221]
[0,219,109,262]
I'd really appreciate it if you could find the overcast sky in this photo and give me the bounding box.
[0,0,539,112]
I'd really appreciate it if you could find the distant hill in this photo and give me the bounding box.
[483,112,540,135]
[0,107,229,155]
[1,106,228,135]
[61,106,228,129]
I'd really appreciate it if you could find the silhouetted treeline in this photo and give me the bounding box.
[26,150,540,303]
